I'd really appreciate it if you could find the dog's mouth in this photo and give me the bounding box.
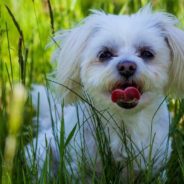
[111,81,142,109]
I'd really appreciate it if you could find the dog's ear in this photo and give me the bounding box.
[54,27,86,104]
[139,5,184,97]
[52,16,99,104]
[164,26,184,97]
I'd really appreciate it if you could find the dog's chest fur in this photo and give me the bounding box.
[63,96,171,172]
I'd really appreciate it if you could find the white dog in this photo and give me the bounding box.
[26,5,184,182]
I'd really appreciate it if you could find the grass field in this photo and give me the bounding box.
[0,0,184,183]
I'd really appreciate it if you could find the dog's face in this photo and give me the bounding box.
[80,15,170,109]
[54,6,184,110]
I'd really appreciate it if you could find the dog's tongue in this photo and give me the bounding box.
[111,87,141,103]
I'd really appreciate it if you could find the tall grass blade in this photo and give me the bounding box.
[47,0,55,34]
[5,5,24,41]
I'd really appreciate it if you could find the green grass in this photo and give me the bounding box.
[0,0,184,183]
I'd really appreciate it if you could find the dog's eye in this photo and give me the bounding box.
[99,50,113,61]
[140,50,154,59]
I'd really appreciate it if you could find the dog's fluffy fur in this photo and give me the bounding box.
[26,5,184,180]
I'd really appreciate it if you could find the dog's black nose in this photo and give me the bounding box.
[117,61,137,79]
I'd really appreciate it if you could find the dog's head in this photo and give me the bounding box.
[53,5,184,110]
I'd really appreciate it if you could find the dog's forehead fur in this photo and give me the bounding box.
[86,6,177,30]
[84,17,167,56]
[80,6,177,59]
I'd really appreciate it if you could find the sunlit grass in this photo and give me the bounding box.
[2,84,27,184]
